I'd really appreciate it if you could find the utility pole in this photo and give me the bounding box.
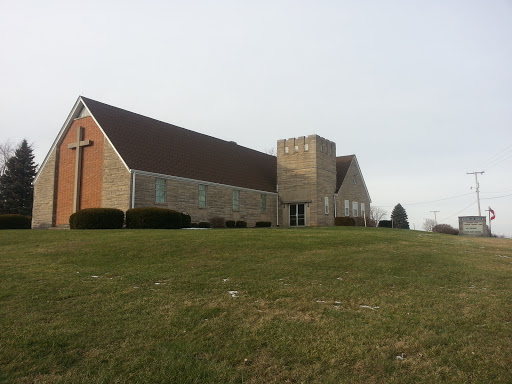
[430,210,440,225]
[467,171,484,216]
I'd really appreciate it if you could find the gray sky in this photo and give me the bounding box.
[1,0,511,236]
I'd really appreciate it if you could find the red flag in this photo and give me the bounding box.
[489,207,495,220]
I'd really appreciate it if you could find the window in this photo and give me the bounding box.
[232,190,240,211]
[361,203,366,218]
[260,194,267,213]
[155,178,166,203]
[324,196,329,215]
[352,201,358,217]
[285,147,289,154]
[290,203,305,226]
[198,184,207,207]
[304,144,309,151]
[344,200,349,216]
[294,145,299,152]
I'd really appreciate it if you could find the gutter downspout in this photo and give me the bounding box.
[131,170,136,209]
[334,194,337,218]
[276,185,279,227]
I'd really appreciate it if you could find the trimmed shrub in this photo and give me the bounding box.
[432,224,459,235]
[126,207,183,229]
[225,220,236,228]
[335,217,355,226]
[181,213,191,228]
[190,223,199,228]
[354,217,365,227]
[235,220,247,228]
[255,221,272,228]
[378,220,392,228]
[198,222,211,228]
[210,217,225,228]
[0,214,32,230]
[69,208,124,229]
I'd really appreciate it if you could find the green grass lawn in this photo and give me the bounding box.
[1,227,511,383]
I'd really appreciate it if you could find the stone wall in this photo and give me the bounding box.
[102,139,131,211]
[335,157,371,223]
[277,135,336,226]
[32,148,57,229]
[133,173,277,226]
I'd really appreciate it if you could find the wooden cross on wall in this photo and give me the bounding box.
[68,126,92,213]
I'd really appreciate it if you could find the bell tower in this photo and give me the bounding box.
[277,135,336,226]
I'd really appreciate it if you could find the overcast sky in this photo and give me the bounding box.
[1,0,511,236]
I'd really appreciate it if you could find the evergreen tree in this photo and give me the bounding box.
[391,203,410,229]
[0,140,38,216]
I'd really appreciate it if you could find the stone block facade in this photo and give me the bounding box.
[133,173,277,226]
[32,148,57,229]
[102,140,131,212]
[335,158,371,223]
[277,135,336,226]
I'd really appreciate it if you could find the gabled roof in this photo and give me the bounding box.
[77,97,277,193]
[336,155,372,203]
[336,155,355,191]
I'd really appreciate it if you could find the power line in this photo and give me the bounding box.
[481,193,512,200]
[479,143,512,169]
[438,200,477,222]
[372,192,474,208]
[485,151,512,171]
[481,189,512,194]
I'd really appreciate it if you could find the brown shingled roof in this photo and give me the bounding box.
[81,97,277,193]
[336,155,355,191]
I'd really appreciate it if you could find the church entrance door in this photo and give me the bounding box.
[289,204,306,226]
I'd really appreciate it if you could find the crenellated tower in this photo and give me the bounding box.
[277,135,336,226]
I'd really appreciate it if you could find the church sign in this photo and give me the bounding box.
[458,216,488,237]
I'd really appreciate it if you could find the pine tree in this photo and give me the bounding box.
[391,203,410,229]
[0,140,38,216]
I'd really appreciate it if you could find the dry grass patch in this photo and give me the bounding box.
[1,227,511,383]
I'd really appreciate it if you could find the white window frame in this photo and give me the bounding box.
[352,201,358,217]
[232,189,240,211]
[198,184,207,207]
[324,196,329,215]
[344,200,350,216]
[155,178,166,203]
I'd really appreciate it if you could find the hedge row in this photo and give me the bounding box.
[4,208,271,230]
[125,207,187,229]
[69,208,124,229]
[69,207,191,230]
[335,217,355,226]
[0,214,32,230]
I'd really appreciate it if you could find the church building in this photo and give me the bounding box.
[32,97,371,228]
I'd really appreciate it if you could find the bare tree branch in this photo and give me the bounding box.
[0,140,14,176]
[264,147,276,156]
[423,218,436,232]
[368,207,387,227]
